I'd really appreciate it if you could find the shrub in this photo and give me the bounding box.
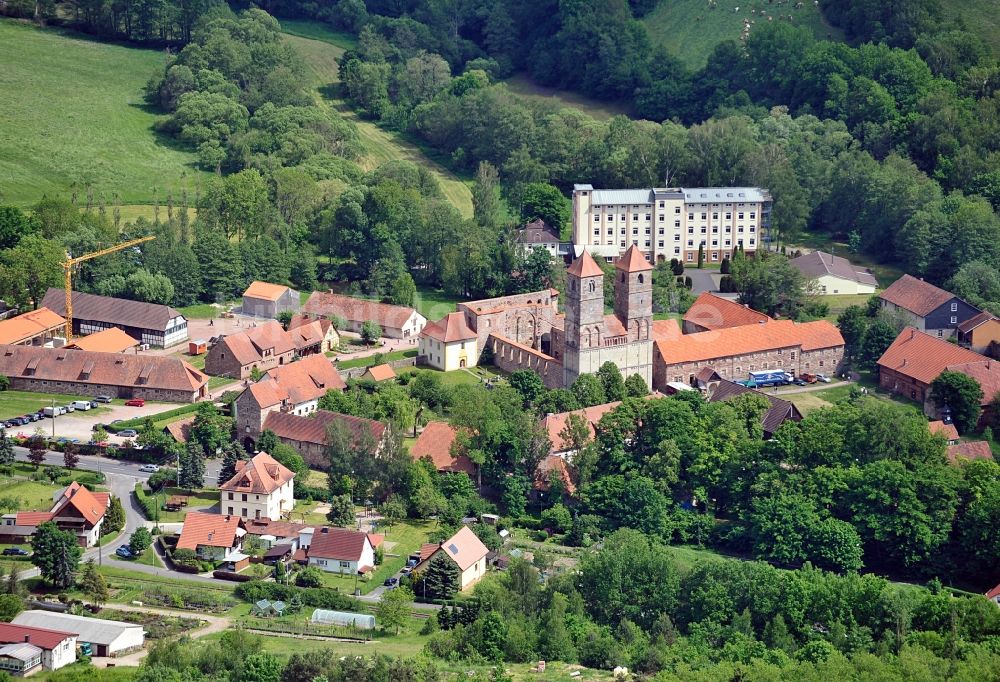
[295,567,323,588]
[0,375,9,391]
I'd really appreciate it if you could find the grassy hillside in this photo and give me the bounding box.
[642,0,843,69]
[940,0,1000,57]
[0,20,209,206]
[281,22,475,218]
[503,74,633,120]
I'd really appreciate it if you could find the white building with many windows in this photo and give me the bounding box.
[571,185,771,265]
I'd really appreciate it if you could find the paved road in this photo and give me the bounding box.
[687,268,719,295]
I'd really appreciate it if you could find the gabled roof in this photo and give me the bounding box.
[540,401,624,453]
[957,311,998,334]
[707,379,803,436]
[928,420,959,441]
[0,307,65,345]
[263,410,386,448]
[12,612,141,646]
[656,320,844,366]
[876,328,986,385]
[986,583,1000,600]
[616,245,653,272]
[243,281,295,302]
[517,218,561,243]
[421,312,476,343]
[945,441,994,464]
[946,360,1000,406]
[165,415,196,443]
[287,319,334,351]
[214,321,296,366]
[566,251,605,279]
[790,251,878,287]
[248,381,288,409]
[308,527,370,561]
[0,623,75,650]
[683,293,772,330]
[49,481,108,526]
[258,353,346,405]
[302,292,423,330]
[220,452,295,495]
[0,345,207,393]
[410,422,476,475]
[651,318,683,342]
[879,275,959,317]
[244,518,317,538]
[535,454,576,495]
[65,326,138,353]
[435,525,489,571]
[364,364,396,381]
[176,512,244,550]
[42,288,183,331]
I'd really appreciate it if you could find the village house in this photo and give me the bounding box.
[789,251,878,296]
[957,312,1000,355]
[0,482,109,547]
[414,525,489,592]
[705,378,803,438]
[945,441,994,465]
[302,292,426,339]
[286,315,339,355]
[259,410,388,469]
[419,312,479,371]
[42,288,188,348]
[234,353,347,448]
[682,292,772,334]
[539,401,625,458]
[986,584,1000,607]
[0,345,208,402]
[0,307,65,347]
[516,218,566,259]
[361,364,396,382]
[0,623,77,673]
[307,526,375,574]
[534,455,576,497]
[409,422,476,475]
[219,452,295,521]
[176,512,247,565]
[878,275,981,339]
[242,281,300,319]
[64,326,138,353]
[652,318,844,390]
[12,612,144,658]
[928,420,960,445]
[203,321,297,379]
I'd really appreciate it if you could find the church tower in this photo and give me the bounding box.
[614,245,653,342]
[563,251,606,387]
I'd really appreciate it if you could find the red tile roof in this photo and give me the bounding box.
[656,319,843,366]
[421,312,476,343]
[566,251,605,279]
[945,441,994,464]
[651,318,683,342]
[248,381,288,409]
[535,454,577,495]
[220,452,295,495]
[307,527,370,561]
[0,308,65,345]
[177,512,244,550]
[683,293,772,331]
[364,364,396,382]
[616,245,653,272]
[0,345,206,393]
[0,623,75,650]
[258,353,346,405]
[215,321,296,366]
[435,525,489,571]
[986,583,1000,600]
[263,410,386,448]
[410,422,476,475]
[243,518,316,538]
[50,482,108,526]
[302,292,422,330]
[243,281,294,302]
[540,401,623,453]
[876,328,986,385]
[14,511,54,526]
[928,420,959,441]
[65,327,138,353]
[879,274,956,317]
[946,360,1000,406]
[367,533,384,548]
[287,319,335,351]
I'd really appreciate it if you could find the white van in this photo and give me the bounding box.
[71,401,92,411]
[42,406,58,418]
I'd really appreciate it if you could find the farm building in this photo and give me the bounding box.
[302,292,426,339]
[0,622,77,672]
[0,307,65,346]
[41,288,188,348]
[242,281,300,319]
[12,612,144,657]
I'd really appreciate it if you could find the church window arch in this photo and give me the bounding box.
[638,274,644,284]
[588,280,596,293]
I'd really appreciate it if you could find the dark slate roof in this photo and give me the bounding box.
[707,378,803,436]
[42,288,183,332]
[790,251,878,287]
[879,275,959,317]
[517,218,561,243]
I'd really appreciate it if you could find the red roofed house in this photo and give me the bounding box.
[928,420,959,444]
[414,525,489,591]
[176,512,247,564]
[535,454,576,497]
[302,292,426,339]
[286,316,339,356]
[653,319,844,391]
[945,441,994,465]
[242,281,300,319]
[410,422,476,476]
[261,410,388,469]
[362,364,396,382]
[64,326,139,354]
[419,312,479,371]
[0,307,65,347]
[204,320,298,379]
[0,482,110,547]
[539,401,624,457]
[219,452,295,521]
[0,622,77,672]
[307,526,374,574]
[878,274,981,340]
[682,292,772,334]
[986,583,1000,606]
[957,311,1000,354]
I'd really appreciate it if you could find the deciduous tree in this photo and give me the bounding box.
[930,371,984,435]
[31,522,82,588]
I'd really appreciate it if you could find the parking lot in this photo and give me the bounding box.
[2,397,190,443]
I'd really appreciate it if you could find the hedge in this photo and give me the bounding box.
[214,570,254,582]
[235,581,359,610]
[106,404,201,433]
[133,483,158,520]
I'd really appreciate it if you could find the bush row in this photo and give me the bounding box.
[235,580,360,611]
[105,404,201,433]
[133,484,158,520]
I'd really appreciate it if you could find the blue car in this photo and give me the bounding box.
[115,546,134,559]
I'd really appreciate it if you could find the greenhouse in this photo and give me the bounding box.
[310,609,376,630]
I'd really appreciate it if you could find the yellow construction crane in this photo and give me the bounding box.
[61,236,156,340]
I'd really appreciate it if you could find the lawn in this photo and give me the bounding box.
[177,304,222,320]
[281,26,474,218]
[116,204,197,224]
[148,486,219,523]
[412,287,465,321]
[940,0,1000,57]
[278,19,357,49]
[113,545,163,568]
[290,500,330,525]
[0,20,209,206]
[641,0,843,70]
[0,479,64,513]
[819,293,877,322]
[335,348,417,370]
[399,364,506,389]
[0,390,115,420]
[503,74,633,120]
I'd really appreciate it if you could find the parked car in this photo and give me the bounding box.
[793,379,808,386]
[124,399,145,407]
[63,405,75,413]
[71,400,92,411]
[89,400,99,409]
[383,577,399,587]
[115,546,134,559]
[94,395,113,404]
[406,558,418,568]
[88,440,109,448]
[138,464,159,473]
[118,429,138,438]
[1,548,28,556]
[25,413,39,422]
[816,374,831,383]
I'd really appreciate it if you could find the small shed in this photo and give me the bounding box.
[310,609,375,630]
[251,600,286,617]
[188,339,207,356]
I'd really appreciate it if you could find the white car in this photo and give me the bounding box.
[816,373,831,383]
[138,464,159,473]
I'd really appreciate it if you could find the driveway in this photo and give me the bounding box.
[686,268,719,295]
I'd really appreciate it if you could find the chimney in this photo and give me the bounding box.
[902,359,907,367]
[23,635,29,644]
[321,527,329,533]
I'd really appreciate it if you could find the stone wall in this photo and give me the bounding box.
[204,342,295,379]
[460,289,561,352]
[7,377,199,403]
[338,356,417,381]
[490,335,563,389]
